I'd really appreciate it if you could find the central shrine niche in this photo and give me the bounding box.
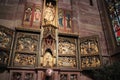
[40,25,57,68]
[42,49,54,67]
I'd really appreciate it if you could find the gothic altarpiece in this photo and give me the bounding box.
[0,0,102,80]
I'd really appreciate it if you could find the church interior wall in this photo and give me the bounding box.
[0,0,116,80]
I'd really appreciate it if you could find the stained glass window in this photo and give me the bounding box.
[105,0,120,45]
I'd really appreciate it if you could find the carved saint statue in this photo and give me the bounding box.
[43,2,55,24]
[43,51,54,67]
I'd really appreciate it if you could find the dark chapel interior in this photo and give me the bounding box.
[0,0,120,80]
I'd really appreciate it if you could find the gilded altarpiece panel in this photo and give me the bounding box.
[58,36,77,68]
[40,25,57,68]
[79,35,101,70]
[0,26,14,66]
[0,26,13,49]
[13,32,40,67]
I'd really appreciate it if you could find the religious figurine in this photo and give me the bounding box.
[91,57,97,67]
[34,8,41,23]
[65,12,71,28]
[24,8,32,22]
[17,40,24,51]
[43,51,54,67]
[85,57,90,67]
[58,9,63,27]
[96,57,100,66]
[44,2,55,24]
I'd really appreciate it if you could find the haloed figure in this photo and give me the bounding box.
[43,51,54,67]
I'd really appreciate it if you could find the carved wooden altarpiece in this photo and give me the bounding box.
[79,35,102,70]
[12,30,40,67]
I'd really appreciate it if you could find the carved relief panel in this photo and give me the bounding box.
[14,53,36,67]
[58,37,76,56]
[15,32,39,53]
[81,56,101,69]
[79,35,102,69]
[13,31,40,67]
[58,57,76,68]
[0,26,14,66]
[80,35,99,56]
[58,36,78,68]
[0,26,13,49]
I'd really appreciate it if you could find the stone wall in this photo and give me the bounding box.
[71,0,109,61]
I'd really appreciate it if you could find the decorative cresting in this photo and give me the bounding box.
[42,0,58,26]
[40,25,58,68]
